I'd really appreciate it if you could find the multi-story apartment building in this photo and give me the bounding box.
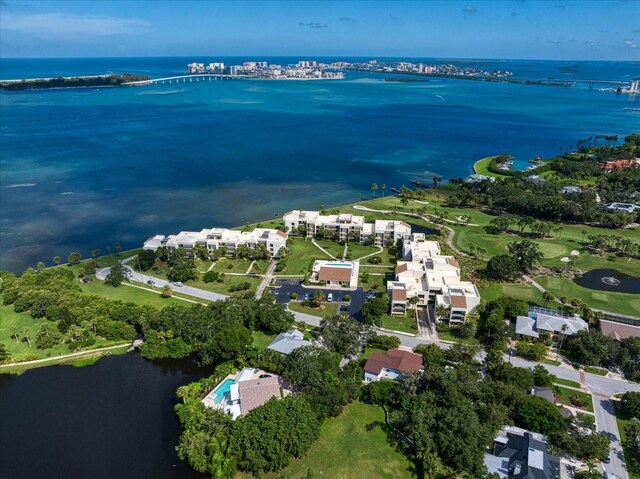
[387,234,480,322]
[282,210,411,246]
[143,228,288,258]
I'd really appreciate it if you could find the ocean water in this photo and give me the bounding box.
[1,57,638,273]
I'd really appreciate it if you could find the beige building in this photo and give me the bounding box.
[282,210,411,246]
[143,227,288,258]
[388,234,480,322]
[310,260,360,289]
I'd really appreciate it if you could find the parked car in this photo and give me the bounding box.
[327,293,333,302]
[147,280,155,285]
[173,282,184,287]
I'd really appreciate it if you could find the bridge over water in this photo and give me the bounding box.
[123,74,242,86]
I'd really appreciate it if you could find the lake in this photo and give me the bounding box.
[574,268,640,294]
[0,353,211,479]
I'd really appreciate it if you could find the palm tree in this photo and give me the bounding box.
[557,323,568,360]
[542,291,554,307]
[370,183,378,198]
[560,296,568,305]
[53,256,61,266]
[625,421,640,448]
[22,327,32,347]
[36,261,45,272]
[381,184,386,197]
[436,304,449,323]
[91,249,101,259]
[571,298,583,309]
[432,176,442,188]
[114,243,122,254]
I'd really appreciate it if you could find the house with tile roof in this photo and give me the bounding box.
[363,348,423,382]
[266,329,311,355]
[515,310,588,341]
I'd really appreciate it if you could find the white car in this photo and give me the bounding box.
[327,293,333,302]
[173,282,183,287]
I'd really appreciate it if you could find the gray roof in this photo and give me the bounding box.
[516,312,588,338]
[266,329,310,355]
[485,429,561,479]
[530,387,555,404]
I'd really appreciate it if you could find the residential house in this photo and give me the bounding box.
[605,202,640,214]
[484,426,562,478]
[143,227,288,258]
[515,309,588,341]
[267,329,311,355]
[599,159,640,173]
[363,349,423,382]
[202,368,283,420]
[599,319,640,340]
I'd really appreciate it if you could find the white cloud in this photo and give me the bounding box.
[462,5,477,14]
[624,39,637,48]
[0,12,150,37]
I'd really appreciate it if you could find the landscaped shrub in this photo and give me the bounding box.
[570,395,588,408]
[290,292,298,299]
[343,294,351,302]
[203,270,219,283]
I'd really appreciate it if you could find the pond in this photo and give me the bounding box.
[410,224,438,236]
[574,268,640,294]
[0,353,212,479]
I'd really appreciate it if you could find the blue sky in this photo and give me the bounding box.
[1,0,638,60]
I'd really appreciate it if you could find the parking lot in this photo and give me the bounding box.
[271,279,372,319]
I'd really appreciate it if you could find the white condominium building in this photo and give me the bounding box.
[143,227,288,258]
[388,234,480,322]
[282,210,411,246]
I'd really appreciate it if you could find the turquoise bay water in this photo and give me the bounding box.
[1,57,638,272]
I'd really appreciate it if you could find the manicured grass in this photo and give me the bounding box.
[70,356,102,368]
[554,386,594,413]
[0,302,121,363]
[541,359,561,366]
[480,282,548,307]
[584,366,609,376]
[379,314,417,334]
[288,301,339,318]
[347,242,382,261]
[360,348,386,361]
[554,378,582,389]
[80,279,186,307]
[359,271,390,292]
[314,239,346,259]
[473,155,510,178]
[614,401,640,479]
[213,258,255,274]
[251,260,271,275]
[438,329,480,345]
[535,275,640,316]
[143,265,261,296]
[237,402,417,479]
[252,331,276,352]
[279,238,332,276]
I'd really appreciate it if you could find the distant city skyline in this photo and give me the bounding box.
[1,0,639,61]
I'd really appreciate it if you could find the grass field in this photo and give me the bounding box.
[438,329,480,345]
[252,331,276,352]
[480,282,548,307]
[614,401,640,479]
[473,156,510,178]
[584,366,609,376]
[535,275,640,316]
[213,258,255,274]
[80,279,188,307]
[0,302,122,363]
[347,242,382,260]
[554,386,594,413]
[379,313,417,334]
[553,378,580,389]
[279,238,333,276]
[236,402,417,479]
[314,239,346,259]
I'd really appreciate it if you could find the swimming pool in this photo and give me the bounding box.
[326,262,351,267]
[212,378,236,403]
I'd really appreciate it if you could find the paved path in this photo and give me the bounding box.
[255,260,277,299]
[593,396,627,479]
[0,343,129,369]
[311,239,336,259]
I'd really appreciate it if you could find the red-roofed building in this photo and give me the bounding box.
[363,349,423,382]
[599,159,640,173]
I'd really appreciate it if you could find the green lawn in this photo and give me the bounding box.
[480,282,548,307]
[213,258,255,274]
[438,329,480,345]
[80,279,187,308]
[236,402,417,479]
[347,242,382,261]
[252,331,276,352]
[251,260,271,275]
[473,155,511,178]
[379,313,417,334]
[0,302,121,363]
[614,401,640,479]
[279,238,333,276]
[314,239,346,259]
[584,366,609,376]
[554,386,594,413]
[535,275,640,316]
[143,265,262,296]
[287,301,339,318]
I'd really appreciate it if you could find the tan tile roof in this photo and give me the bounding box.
[318,266,352,283]
[450,294,467,309]
[395,264,409,274]
[599,320,640,340]
[238,376,281,415]
[276,230,287,238]
[446,258,460,268]
[364,349,423,375]
[391,288,407,302]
